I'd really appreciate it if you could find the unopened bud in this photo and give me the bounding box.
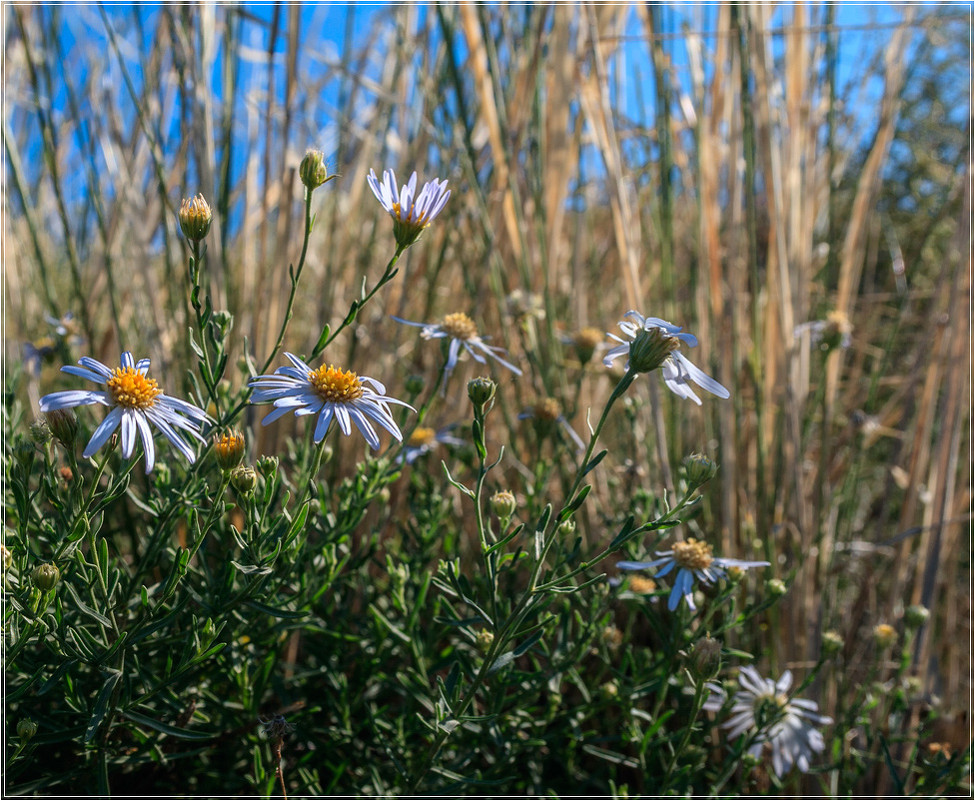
[17,718,37,741]
[29,418,52,445]
[557,517,576,536]
[873,623,897,649]
[476,630,495,654]
[404,374,425,397]
[683,453,718,488]
[766,578,787,598]
[299,149,332,191]
[489,490,516,519]
[230,465,257,494]
[688,636,722,682]
[821,630,844,656]
[467,377,496,410]
[32,563,60,592]
[45,408,78,448]
[256,455,279,479]
[904,604,929,629]
[178,194,212,241]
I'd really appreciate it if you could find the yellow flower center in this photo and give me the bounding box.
[575,327,604,349]
[441,312,478,341]
[533,398,562,422]
[391,202,429,227]
[106,366,161,409]
[409,427,437,447]
[627,576,657,595]
[308,365,364,403]
[672,538,714,571]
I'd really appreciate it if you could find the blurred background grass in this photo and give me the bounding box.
[3,0,971,771]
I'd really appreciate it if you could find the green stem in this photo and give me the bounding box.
[665,675,708,782]
[261,188,316,375]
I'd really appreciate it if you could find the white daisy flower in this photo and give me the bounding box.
[704,666,833,778]
[517,398,585,451]
[392,313,522,385]
[398,425,466,465]
[38,351,209,473]
[603,311,729,405]
[248,353,414,449]
[367,168,450,248]
[617,538,768,611]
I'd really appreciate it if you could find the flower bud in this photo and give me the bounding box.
[45,408,78,448]
[489,490,517,519]
[557,517,576,537]
[178,194,212,241]
[32,563,60,592]
[600,680,619,699]
[404,374,425,397]
[467,376,496,410]
[873,623,897,649]
[904,604,930,629]
[821,630,844,656]
[213,429,246,471]
[766,578,787,598]
[29,417,52,445]
[230,465,257,494]
[1,545,12,571]
[14,436,35,466]
[682,453,718,488]
[476,629,495,654]
[687,636,722,682]
[299,149,332,191]
[600,625,623,651]
[627,326,680,374]
[17,718,37,741]
[256,455,279,479]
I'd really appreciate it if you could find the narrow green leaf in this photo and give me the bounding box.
[84,670,121,742]
[243,600,307,620]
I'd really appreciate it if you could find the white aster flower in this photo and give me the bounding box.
[392,313,522,387]
[38,351,209,473]
[248,353,413,449]
[617,538,768,611]
[517,397,585,451]
[397,424,466,465]
[704,666,833,778]
[603,311,729,405]
[368,168,450,248]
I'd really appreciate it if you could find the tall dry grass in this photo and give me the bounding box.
[4,2,970,782]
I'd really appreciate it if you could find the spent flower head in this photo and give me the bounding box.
[617,537,768,611]
[368,168,450,248]
[393,313,522,388]
[248,353,414,449]
[518,397,585,450]
[704,666,832,778]
[39,352,210,473]
[604,311,729,405]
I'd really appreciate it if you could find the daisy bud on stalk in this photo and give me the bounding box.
[299,149,334,191]
[45,408,78,448]
[213,429,246,471]
[178,194,212,241]
[32,563,60,592]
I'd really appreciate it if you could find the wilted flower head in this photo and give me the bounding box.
[248,353,414,449]
[393,313,522,389]
[368,168,450,248]
[604,311,729,405]
[617,538,768,611]
[39,352,209,473]
[704,666,832,778]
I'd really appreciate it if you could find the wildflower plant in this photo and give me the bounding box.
[5,29,967,794]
